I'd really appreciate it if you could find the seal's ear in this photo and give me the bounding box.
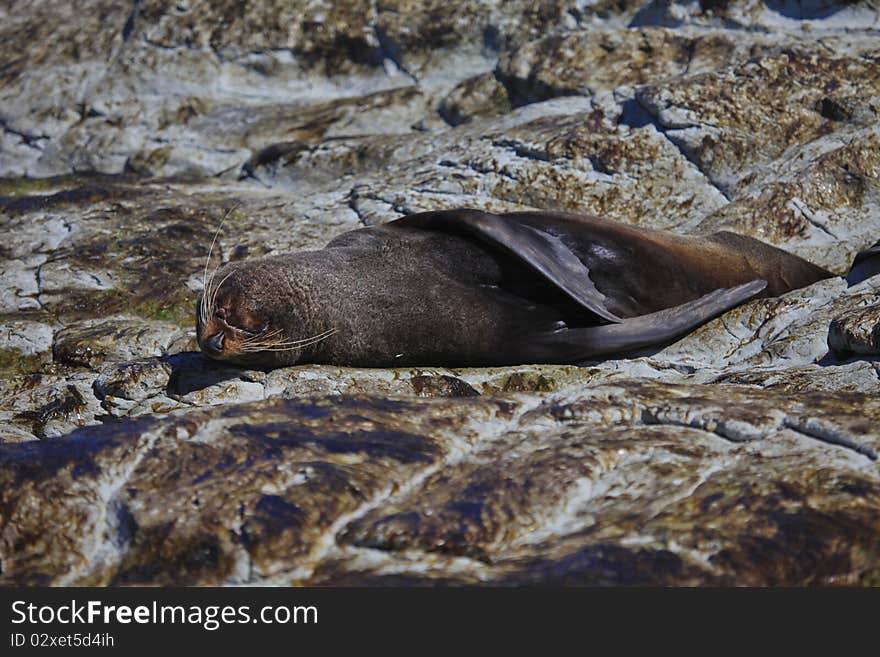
[391,209,624,323]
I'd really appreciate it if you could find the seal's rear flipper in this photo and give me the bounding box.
[527,279,768,362]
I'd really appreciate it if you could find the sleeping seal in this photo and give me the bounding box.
[195,209,833,368]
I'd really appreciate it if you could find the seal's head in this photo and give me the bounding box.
[196,262,268,363]
[195,258,335,368]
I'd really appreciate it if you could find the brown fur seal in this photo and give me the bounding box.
[195,209,833,368]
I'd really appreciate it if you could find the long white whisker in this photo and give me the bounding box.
[259,328,336,347]
[201,210,229,321]
[239,329,283,347]
[205,257,227,316]
[248,329,337,352]
[200,203,238,323]
[247,328,283,341]
[209,269,236,311]
[236,328,337,353]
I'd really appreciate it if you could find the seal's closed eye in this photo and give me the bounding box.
[211,303,260,335]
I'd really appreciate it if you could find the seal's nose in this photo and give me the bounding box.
[203,332,225,356]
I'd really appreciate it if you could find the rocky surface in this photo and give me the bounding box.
[1,0,880,585]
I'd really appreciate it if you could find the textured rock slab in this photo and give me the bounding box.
[494,26,816,104]
[499,27,694,102]
[283,95,728,230]
[0,394,522,585]
[637,52,880,198]
[0,372,102,439]
[3,381,876,585]
[324,381,880,585]
[0,0,595,178]
[0,320,53,375]
[710,361,880,394]
[94,359,173,403]
[631,0,880,32]
[439,72,512,126]
[692,124,880,272]
[829,304,880,356]
[53,318,186,369]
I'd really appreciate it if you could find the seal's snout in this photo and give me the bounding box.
[203,332,225,357]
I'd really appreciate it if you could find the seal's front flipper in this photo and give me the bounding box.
[526,279,768,362]
[392,209,624,323]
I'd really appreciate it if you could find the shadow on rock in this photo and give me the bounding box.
[164,352,257,397]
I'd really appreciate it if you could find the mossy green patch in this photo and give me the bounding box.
[0,347,51,378]
[500,372,557,392]
[39,204,242,330]
[0,181,142,214]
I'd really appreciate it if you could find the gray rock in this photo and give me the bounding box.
[0,320,54,374]
[439,72,512,126]
[1,382,877,585]
[829,304,880,355]
[94,359,173,402]
[53,317,183,369]
[0,374,103,439]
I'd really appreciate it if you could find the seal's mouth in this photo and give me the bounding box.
[197,298,268,361]
[198,321,262,361]
[196,296,336,363]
